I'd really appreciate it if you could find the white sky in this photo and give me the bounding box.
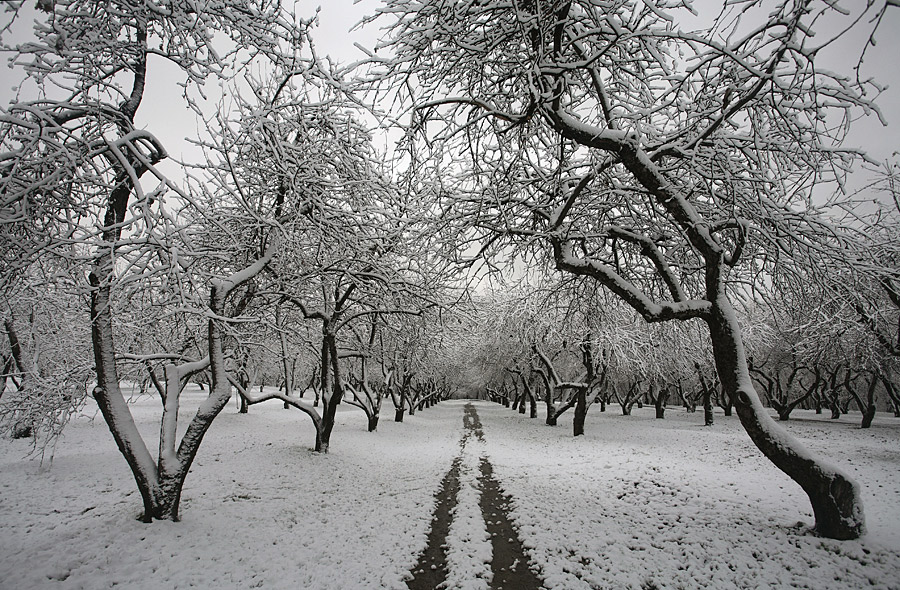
[295,0,900,190]
[2,0,898,190]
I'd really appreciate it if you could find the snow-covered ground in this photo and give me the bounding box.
[1,390,898,589]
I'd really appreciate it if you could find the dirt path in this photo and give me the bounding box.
[407,404,544,590]
[406,457,461,589]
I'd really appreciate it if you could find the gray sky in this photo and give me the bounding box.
[309,0,900,189]
[3,0,898,191]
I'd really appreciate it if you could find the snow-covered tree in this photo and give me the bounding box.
[371,0,896,539]
[0,0,312,521]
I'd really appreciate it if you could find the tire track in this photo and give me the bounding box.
[407,403,544,590]
[406,457,461,590]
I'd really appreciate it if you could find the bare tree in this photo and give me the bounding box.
[0,0,313,520]
[371,0,897,539]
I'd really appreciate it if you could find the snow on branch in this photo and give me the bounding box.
[550,237,711,323]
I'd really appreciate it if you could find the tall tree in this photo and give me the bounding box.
[0,0,311,520]
[372,0,895,539]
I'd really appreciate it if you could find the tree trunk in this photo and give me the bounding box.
[771,400,790,421]
[856,374,878,429]
[368,414,379,432]
[236,362,250,414]
[707,298,864,540]
[654,387,668,419]
[89,271,161,522]
[4,317,32,378]
[5,317,35,437]
[573,388,587,436]
[395,407,405,422]
[830,397,841,420]
[703,388,714,426]
[722,392,733,416]
[320,399,337,452]
[861,406,876,429]
[882,374,900,417]
[545,401,557,425]
[318,330,342,453]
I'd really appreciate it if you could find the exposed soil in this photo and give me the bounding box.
[406,457,461,590]
[478,456,544,590]
[407,403,544,590]
[463,403,485,441]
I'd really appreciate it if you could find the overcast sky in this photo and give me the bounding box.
[3,0,898,191]
[311,0,899,185]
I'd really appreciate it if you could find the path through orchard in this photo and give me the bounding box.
[407,403,545,590]
[2,393,900,589]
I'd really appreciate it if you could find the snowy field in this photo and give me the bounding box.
[1,390,899,589]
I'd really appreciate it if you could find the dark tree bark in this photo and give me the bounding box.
[573,387,587,436]
[707,297,864,540]
[880,372,900,417]
[616,381,641,416]
[847,372,878,429]
[651,384,668,419]
[703,388,714,426]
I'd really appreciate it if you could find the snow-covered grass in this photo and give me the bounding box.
[482,403,900,590]
[1,391,899,589]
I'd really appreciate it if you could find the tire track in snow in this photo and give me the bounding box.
[406,456,461,590]
[407,403,544,590]
[479,456,544,590]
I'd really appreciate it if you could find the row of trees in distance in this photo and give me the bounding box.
[1,0,898,540]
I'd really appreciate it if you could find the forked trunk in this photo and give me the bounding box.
[145,470,190,522]
[830,400,841,420]
[707,299,864,540]
[90,273,161,521]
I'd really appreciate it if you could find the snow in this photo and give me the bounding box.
[1,392,899,589]
[445,430,492,590]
